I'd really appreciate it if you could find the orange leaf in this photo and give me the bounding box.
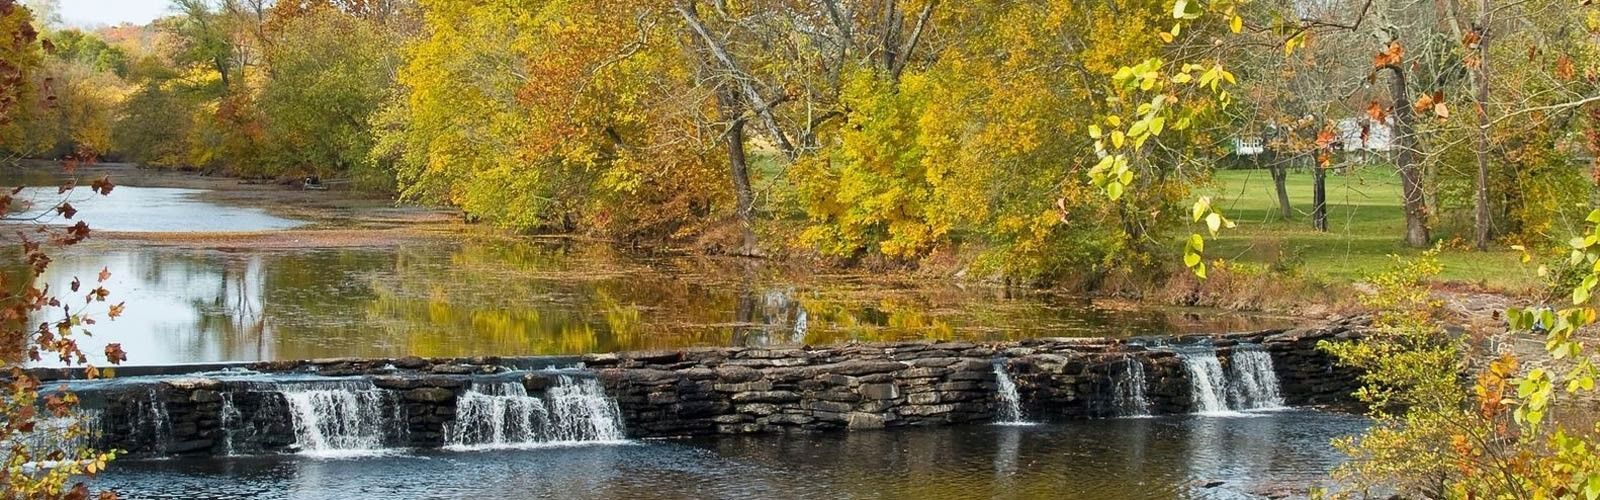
[1316,128,1337,148]
[1557,55,1576,80]
[1414,93,1435,114]
[97,267,110,283]
[1366,101,1388,122]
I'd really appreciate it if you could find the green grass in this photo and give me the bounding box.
[1205,166,1538,290]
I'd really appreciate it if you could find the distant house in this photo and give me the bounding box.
[1233,137,1266,156]
[1336,117,1393,152]
[1231,117,1393,158]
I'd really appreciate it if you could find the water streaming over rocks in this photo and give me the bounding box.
[1224,348,1285,410]
[1110,355,1152,417]
[1177,344,1285,414]
[445,375,626,450]
[132,388,171,454]
[280,380,407,457]
[992,362,1032,425]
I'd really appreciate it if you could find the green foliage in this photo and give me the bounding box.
[43,29,129,77]
[257,6,400,189]
[787,0,1195,279]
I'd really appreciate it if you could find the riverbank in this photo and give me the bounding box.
[4,161,1515,335]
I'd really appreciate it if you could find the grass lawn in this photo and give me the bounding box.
[1205,166,1540,290]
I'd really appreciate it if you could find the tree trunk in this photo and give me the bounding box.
[1269,153,1293,220]
[1312,155,1328,231]
[719,93,760,257]
[1470,7,1492,250]
[1386,65,1431,247]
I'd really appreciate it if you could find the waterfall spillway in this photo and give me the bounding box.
[133,388,171,453]
[1225,348,1284,410]
[1181,349,1232,413]
[1178,345,1285,414]
[445,375,626,450]
[992,362,1033,425]
[280,380,405,457]
[1111,355,1152,417]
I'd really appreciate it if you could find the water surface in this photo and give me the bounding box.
[96,409,1365,499]
[27,240,1290,365]
[11,186,304,232]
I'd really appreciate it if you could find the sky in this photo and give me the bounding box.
[51,0,171,28]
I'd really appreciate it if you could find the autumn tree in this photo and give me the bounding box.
[0,2,126,496]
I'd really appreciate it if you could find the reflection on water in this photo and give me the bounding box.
[10,186,304,232]
[24,239,1290,366]
[96,410,1366,499]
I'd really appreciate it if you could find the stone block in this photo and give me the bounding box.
[404,387,454,403]
[715,380,773,393]
[860,383,900,400]
[732,391,800,403]
[819,360,906,376]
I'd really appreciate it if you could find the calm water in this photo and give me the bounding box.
[13,186,304,232]
[96,410,1365,499]
[27,239,1288,366]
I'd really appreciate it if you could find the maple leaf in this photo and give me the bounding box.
[1414,93,1436,114]
[104,344,127,365]
[97,266,110,283]
[55,202,76,219]
[1366,101,1388,122]
[1316,128,1337,148]
[107,301,124,319]
[90,175,114,196]
[1373,41,1404,68]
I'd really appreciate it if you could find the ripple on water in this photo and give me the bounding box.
[96,410,1368,500]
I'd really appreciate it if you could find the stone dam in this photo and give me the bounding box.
[29,319,1366,458]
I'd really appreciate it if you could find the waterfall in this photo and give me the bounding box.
[1180,350,1231,414]
[218,392,241,456]
[445,375,626,450]
[992,362,1033,425]
[1111,355,1152,417]
[1226,348,1284,410]
[1177,344,1285,414]
[280,380,405,457]
[133,388,171,453]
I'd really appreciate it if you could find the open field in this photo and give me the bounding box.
[1206,167,1540,291]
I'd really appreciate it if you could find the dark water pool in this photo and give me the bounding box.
[96,409,1364,499]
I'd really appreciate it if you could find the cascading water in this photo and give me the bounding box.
[445,375,626,450]
[992,361,1033,425]
[1225,348,1284,410]
[1177,344,1285,414]
[545,375,627,442]
[1111,355,1152,417]
[1180,349,1231,414]
[280,380,405,457]
[133,388,171,453]
[218,392,241,456]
